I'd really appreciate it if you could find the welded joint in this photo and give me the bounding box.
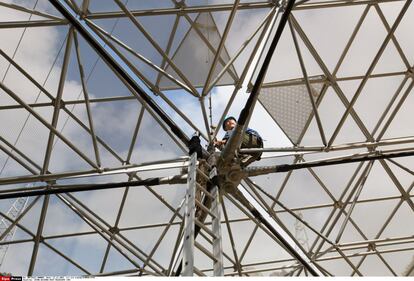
[51,98,66,109]
[109,226,120,235]
[127,172,136,179]
[234,84,243,91]
[333,200,344,209]
[322,145,331,152]
[366,145,378,153]
[325,77,334,87]
[270,0,279,6]
[374,149,383,156]
[296,154,305,162]
[271,0,284,7]
[45,180,56,186]
[175,0,186,16]
[407,68,414,78]
[127,171,136,180]
[98,167,110,173]
[152,85,161,96]
[175,0,185,8]
[367,242,376,251]
[402,192,411,201]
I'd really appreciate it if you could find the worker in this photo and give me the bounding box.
[214,116,263,166]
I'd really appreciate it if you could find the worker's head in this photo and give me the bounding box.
[223,116,236,131]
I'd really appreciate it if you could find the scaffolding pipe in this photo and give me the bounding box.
[0,175,187,200]
[246,149,414,177]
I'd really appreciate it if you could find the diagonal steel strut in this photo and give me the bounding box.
[49,0,323,276]
[48,0,190,147]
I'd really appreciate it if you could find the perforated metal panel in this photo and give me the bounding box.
[158,13,238,90]
[259,78,324,144]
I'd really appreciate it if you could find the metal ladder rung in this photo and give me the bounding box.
[195,183,214,199]
[194,218,217,240]
[195,199,216,219]
[195,241,218,262]
[193,266,206,276]
[196,168,209,181]
[199,231,214,245]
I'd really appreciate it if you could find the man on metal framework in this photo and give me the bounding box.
[186,116,263,222]
[214,116,264,167]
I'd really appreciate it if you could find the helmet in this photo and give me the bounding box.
[222,116,236,130]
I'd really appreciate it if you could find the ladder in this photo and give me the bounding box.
[0,196,29,268]
[182,152,224,276]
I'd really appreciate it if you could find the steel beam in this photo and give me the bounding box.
[327,0,412,146]
[78,0,403,21]
[27,195,50,275]
[218,0,294,168]
[234,184,324,276]
[113,0,199,97]
[202,0,240,97]
[0,157,189,186]
[2,0,407,277]
[0,175,187,200]
[73,31,101,167]
[48,0,190,147]
[0,2,62,20]
[0,19,67,29]
[209,7,276,142]
[42,27,74,174]
[239,135,414,154]
[246,149,414,177]
[210,185,224,276]
[56,194,148,274]
[182,152,197,276]
[289,18,327,146]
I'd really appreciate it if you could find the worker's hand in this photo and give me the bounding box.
[214,139,226,148]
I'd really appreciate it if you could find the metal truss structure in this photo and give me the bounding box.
[0,0,414,277]
[0,196,29,268]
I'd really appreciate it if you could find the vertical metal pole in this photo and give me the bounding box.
[182,152,197,276]
[210,185,224,276]
[28,195,50,275]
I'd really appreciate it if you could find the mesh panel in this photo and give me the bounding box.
[259,77,324,144]
[158,12,238,90]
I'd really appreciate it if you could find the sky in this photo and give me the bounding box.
[0,0,414,277]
